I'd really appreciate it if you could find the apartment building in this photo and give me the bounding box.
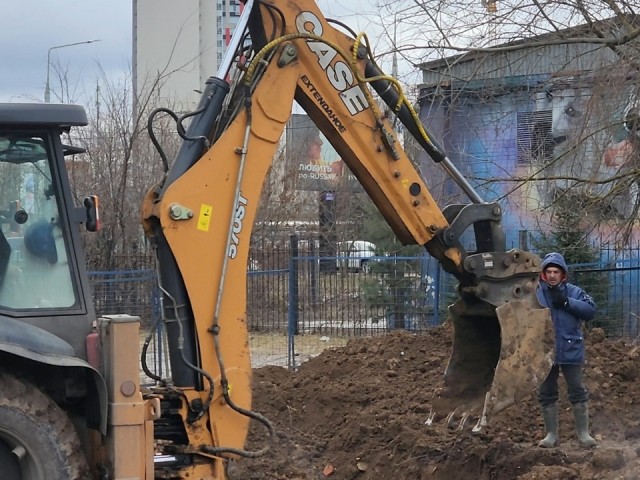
[133,0,242,109]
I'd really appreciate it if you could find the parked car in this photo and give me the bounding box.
[336,240,378,272]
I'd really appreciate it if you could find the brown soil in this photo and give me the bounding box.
[229,325,640,480]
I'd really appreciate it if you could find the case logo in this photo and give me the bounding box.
[296,11,367,116]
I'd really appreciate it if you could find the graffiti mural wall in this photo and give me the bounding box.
[419,74,640,247]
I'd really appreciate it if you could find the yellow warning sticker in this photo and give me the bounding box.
[197,204,213,232]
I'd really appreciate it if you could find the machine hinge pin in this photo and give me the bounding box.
[169,204,194,221]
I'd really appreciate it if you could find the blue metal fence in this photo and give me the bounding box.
[572,258,640,339]
[88,269,160,326]
[88,243,640,370]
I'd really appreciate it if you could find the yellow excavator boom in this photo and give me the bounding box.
[139,0,554,476]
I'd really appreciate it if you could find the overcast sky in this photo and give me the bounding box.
[0,0,383,104]
[1,0,132,103]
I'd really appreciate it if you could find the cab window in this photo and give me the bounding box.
[0,133,77,310]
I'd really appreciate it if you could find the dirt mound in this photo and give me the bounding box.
[230,325,640,479]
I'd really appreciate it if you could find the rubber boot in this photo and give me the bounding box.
[538,404,559,448]
[572,402,597,447]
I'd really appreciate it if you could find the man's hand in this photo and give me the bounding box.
[549,287,568,309]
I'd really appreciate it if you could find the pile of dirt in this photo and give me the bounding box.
[230,325,640,479]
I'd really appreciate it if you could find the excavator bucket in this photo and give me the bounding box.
[429,294,554,430]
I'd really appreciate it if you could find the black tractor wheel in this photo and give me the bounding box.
[0,372,89,480]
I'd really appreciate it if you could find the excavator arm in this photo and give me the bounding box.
[142,0,553,477]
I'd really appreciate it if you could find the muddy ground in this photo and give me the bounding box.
[229,324,640,479]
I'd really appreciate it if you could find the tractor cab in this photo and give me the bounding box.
[0,103,97,358]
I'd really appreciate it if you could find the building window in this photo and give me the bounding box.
[517,110,553,165]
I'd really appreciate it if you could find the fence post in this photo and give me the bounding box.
[433,262,441,326]
[310,238,318,305]
[287,234,300,369]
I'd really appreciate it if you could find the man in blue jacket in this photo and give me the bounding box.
[536,252,597,448]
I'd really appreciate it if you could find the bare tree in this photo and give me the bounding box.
[368,0,640,246]
[64,21,222,271]
[66,66,183,271]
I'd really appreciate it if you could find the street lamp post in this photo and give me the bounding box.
[45,39,101,103]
